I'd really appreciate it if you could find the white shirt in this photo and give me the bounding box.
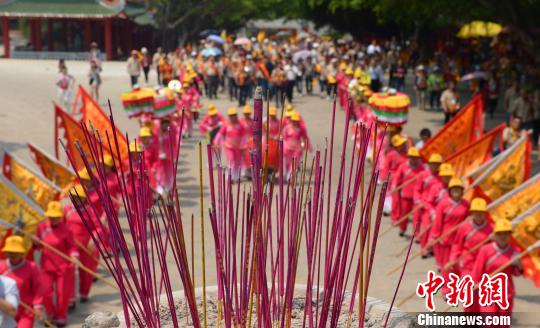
[0,276,18,328]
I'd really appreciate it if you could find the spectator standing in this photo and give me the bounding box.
[56,66,75,110]
[414,64,428,110]
[504,80,520,123]
[159,56,173,86]
[141,47,151,84]
[440,81,460,123]
[487,72,499,119]
[284,59,297,103]
[427,66,444,110]
[368,57,384,92]
[0,275,19,328]
[502,116,525,149]
[304,57,315,95]
[88,59,102,102]
[127,50,142,87]
[152,47,163,85]
[389,58,406,91]
[204,56,219,99]
[510,90,534,130]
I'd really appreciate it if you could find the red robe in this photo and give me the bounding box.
[36,220,77,323]
[429,196,470,270]
[0,260,43,328]
[472,242,521,317]
[391,161,424,232]
[383,148,406,222]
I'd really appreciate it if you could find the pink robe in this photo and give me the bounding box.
[472,242,520,318]
[283,124,311,175]
[391,161,424,232]
[152,124,179,194]
[263,118,281,140]
[215,121,248,179]
[382,148,406,220]
[429,196,470,270]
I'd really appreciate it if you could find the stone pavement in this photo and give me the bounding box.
[0,59,538,327]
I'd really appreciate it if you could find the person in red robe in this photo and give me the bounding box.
[37,201,78,327]
[420,163,454,258]
[214,108,249,182]
[472,219,521,320]
[65,185,103,304]
[391,147,425,236]
[283,112,311,178]
[429,177,470,274]
[447,197,492,313]
[383,134,407,219]
[413,153,442,240]
[0,236,44,328]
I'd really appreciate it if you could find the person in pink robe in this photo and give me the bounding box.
[176,87,193,138]
[429,177,470,274]
[241,105,254,176]
[37,201,78,327]
[283,112,311,177]
[214,108,249,181]
[447,198,492,313]
[152,118,178,195]
[472,219,521,320]
[0,236,44,328]
[391,147,425,236]
[263,106,281,140]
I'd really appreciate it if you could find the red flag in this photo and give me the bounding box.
[445,123,505,178]
[77,86,129,162]
[420,95,484,160]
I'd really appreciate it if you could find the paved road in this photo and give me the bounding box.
[0,59,538,327]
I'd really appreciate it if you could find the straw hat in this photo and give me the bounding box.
[438,163,454,177]
[227,107,238,116]
[2,236,26,254]
[70,184,87,198]
[45,201,63,218]
[78,168,91,181]
[208,104,218,116]
[494,219,512,233]
[103,155,114,167]
[391,135,407,147]
[140,126,152,138]
[448,177,464,189]
[428,153,443,164]
[470,198,487,212]
[407,147,420,157]
[129,141,143,153]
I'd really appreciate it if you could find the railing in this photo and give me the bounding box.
[11,51,107,61]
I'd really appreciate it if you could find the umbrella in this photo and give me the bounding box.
[201,47,222,57]
[207,34,224,44]
[234,37,251,46]
[199,29,219,37]
[292,49,313,63]
[457,21,502,38]
[461,71,488,81]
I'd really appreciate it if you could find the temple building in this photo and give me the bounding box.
[0,0,157,60]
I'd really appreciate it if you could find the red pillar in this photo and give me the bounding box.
[104,18,112,60]
[47,19,53,51]
[2,17,9,58]
[84,19,91,51]
[35,18,42,51]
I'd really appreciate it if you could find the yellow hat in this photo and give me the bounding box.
[140,126,152,138]
[2,236,26,254]
[407,147,420,157]
[438,163,454,177]
[428,153,443,164]
[285,110,294,118]
[494,219,513,233]
[354,68,362,79]
[208,104,218,116]
[391,135,407,147]
[45,201,63,218]
[243,105,252,114]
[291,112,301,122]
[69,184,87,198]
[448,177,464,189]
[103,154,114,167]
[470,197,487,212]
[129,141,143,153]
[227,107,237,116]
[285,104,294,112]
[345,67,353,75]
[78,168,91,181]
[269,106,277,116]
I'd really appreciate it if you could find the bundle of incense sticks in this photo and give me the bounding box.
[66,92,413,328]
